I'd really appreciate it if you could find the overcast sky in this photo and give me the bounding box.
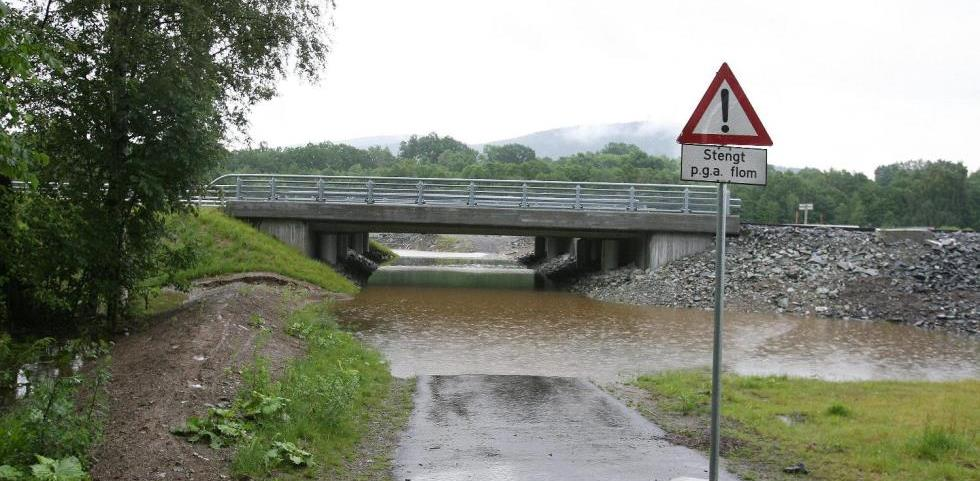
[247,0,980,175]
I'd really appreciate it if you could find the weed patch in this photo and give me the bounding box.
[907,425,974,462]
[172,302,398,479]
[824,401,852,417]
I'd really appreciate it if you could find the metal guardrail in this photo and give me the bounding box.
[194,174,741,214]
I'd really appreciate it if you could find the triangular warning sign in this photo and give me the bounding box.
[677,63,772,146]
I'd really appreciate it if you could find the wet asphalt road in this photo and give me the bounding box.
[395,375,738,481]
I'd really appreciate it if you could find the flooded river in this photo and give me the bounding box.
[339,250,980,383]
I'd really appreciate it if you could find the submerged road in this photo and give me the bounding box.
[395,375,738,481]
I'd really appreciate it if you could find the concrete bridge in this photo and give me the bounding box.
[202,174,740,271]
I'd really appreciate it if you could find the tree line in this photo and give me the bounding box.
[223,134,980,230]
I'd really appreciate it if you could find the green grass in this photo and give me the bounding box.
[164,209,357,294]
[368,239,397,262]
[229,302,410,479]
[632,370,979,481]
[127,289,188,319]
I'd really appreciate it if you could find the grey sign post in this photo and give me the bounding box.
[709,182,728,481]
[676,62,772,481]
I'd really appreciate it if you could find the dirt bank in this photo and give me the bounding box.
[89,281,323,480]
[86,270,413,480]
[562,226,979,335]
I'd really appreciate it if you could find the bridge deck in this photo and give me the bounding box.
[13,174,741,235]
[208,175,740,237]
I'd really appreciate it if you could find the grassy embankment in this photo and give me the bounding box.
[4,209,405,479]
[369,239,397,263]
[166,208,358,293]
[131,208,359,317]
[632,370,979,481]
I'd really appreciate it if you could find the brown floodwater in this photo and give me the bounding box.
[338,286,980,383]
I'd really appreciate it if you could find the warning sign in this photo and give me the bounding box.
[677,63,772,147]
[681,143,767,185]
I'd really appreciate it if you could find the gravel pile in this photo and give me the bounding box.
[568,225,979,335]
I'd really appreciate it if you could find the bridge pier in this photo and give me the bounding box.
[534,237,547,258]
[574,238,600,270]
[600,239,620,271]
[544,237,573,257]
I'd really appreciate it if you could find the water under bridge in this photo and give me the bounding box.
[202,174,741,271]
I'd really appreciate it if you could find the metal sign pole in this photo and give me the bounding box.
[709,182,728,481]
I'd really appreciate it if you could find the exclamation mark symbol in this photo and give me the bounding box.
[720,88,730,133]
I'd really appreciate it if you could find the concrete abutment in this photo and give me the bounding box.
[254,219,369,266]
[530,232,716,273]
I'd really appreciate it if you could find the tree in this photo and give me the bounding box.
[9,0,333,331]
[0,4,49,186]
[399,133,474,163]
[484,143,535,164]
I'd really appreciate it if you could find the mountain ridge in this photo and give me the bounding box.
[341,121,681,158]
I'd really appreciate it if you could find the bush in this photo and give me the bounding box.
[0,340,110,475]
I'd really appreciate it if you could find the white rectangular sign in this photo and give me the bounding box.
[681,143,767,185]
[799,203,813,210]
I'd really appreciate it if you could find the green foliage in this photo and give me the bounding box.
[172,408,246,449]
[263,441,313,468]
[0,4,50,184]
[0,341,109,478]
[28,456,86,481]
[1,0,334,334]
[367,240,398,264]
[161,209,356,294]
[240,392,290,419]
[231,302,394,479]
[399,133,475,164]
[0,465,24,480]
[484,143,536,164]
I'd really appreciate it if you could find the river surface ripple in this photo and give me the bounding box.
[338,286,980,383]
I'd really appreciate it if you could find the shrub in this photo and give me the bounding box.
[825,402,852,417]
[908,425,972,461]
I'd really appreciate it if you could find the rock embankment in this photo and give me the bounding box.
[568,225,979,335]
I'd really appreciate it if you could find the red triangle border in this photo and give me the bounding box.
[677,63,773,147]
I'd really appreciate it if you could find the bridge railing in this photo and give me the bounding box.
[197,174,741,214]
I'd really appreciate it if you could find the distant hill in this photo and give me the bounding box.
[340,134,407,153]
[340,121,680,159]
[474,121,680,159]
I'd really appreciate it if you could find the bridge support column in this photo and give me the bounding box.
[256,220,314,257]
[534,237,547,258]
[575,238,600,270]
[600,239,619,271]
[317,233,340,264]
[315,231,370,265]
[545,237,572,258]
[349,232,369,255]
[639,232,714,271]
